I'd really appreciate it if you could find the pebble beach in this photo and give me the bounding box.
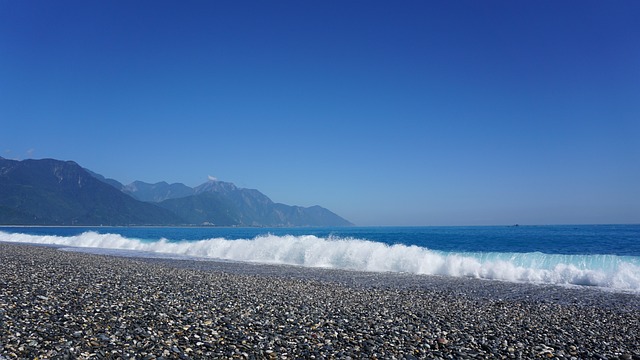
[1,242,639,359]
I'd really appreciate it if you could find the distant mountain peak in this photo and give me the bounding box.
[194,179,238,194]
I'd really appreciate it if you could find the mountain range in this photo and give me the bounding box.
[0,157,352,227]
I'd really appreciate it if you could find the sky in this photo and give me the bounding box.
[1,1,639,226]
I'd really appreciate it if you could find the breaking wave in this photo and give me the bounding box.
[2,231,639,292]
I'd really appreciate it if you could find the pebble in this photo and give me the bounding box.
[1,242,639,359]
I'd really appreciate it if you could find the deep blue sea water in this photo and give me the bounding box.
[1,225,639,292]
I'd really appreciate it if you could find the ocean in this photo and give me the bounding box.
[1,224,639,292]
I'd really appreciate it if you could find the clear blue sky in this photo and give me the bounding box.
[1,1,639,226]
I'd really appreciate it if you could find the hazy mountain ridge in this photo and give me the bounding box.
[0,157,352,227]
[126,179,353,227]
[124,181,195,202]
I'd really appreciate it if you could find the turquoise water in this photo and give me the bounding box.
[2,225,639,291]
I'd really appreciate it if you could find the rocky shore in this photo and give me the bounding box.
[1,242,639,359]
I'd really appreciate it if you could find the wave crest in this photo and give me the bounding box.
[2,231,639,291]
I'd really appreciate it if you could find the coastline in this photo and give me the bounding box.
[1,242,639,359]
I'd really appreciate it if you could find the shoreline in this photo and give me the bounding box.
[130,251,640,309]
[1,242,639,359]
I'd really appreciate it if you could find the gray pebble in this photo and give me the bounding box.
[1,242,639,359]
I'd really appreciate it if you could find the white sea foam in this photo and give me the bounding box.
[2,231,639,292]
